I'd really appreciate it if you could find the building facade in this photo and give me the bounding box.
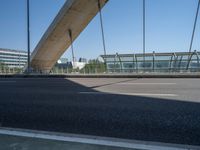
[0,48,27,68]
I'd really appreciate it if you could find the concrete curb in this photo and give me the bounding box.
[0,127,199,150]
[0,74,200,78]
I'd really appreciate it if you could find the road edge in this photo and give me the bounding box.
[0,127,199,150]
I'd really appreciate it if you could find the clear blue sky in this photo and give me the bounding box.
[0,0,200,61]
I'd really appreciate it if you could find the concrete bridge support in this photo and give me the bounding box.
[30,0,108,72]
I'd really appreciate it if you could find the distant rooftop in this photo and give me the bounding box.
[0,48,27,53]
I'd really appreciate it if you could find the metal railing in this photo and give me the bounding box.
[0,51,200,75]
[101,51,200,73]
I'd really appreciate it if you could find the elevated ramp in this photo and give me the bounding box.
[30,0,108,72]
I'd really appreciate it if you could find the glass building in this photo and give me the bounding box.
[101,51,200,73]
[0,48,27,68]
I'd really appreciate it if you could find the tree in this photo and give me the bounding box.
[82,59,106,74]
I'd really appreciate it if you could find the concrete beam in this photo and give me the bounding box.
[30,0,108,72]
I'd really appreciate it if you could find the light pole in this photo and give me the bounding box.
[143,0,146,71]
[27,0,30,73]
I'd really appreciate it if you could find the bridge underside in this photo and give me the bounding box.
[30,0,108,72]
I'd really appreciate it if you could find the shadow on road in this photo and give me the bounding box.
[0,78,200,146]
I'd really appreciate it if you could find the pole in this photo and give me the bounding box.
[27,0,30,73]
[68,29,75,63]
[143,0,146,71]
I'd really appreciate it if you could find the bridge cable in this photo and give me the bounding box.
[68,29,75,63]
[98,0,107,57]
[189,0,200,53]
[98,0,107,72]
[187,0,200,69]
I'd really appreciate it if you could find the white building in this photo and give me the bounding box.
[72,61,86,70]
[0,48,27,68]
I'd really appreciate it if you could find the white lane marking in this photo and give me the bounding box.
[117,93,178,97]
[79,92,177,97]
[79,92,107,95]
[0,127,193,150]
[0,81,16,83]
[117,83,176,85]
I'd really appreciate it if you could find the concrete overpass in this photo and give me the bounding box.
[30,0,108,72]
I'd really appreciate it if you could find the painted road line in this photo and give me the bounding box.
[117,93,178,97]
[79,92,178,97]
[79,92,107,95]
[116,83,176,85]
[0,127,198,150]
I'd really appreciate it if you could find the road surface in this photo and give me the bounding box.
[0,78,200,146]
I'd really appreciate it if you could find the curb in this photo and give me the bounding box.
[0,74,200,78]
[0,127,199,150]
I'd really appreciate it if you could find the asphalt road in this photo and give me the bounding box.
[0,78,200,146]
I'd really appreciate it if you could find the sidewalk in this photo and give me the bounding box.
[0,127,199,150]
[0,134,134,150]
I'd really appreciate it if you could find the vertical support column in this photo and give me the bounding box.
[114,55,116,73]
[132,53,135,72]
[187,50,199,72]
[196,51,200,72]
[116,53,122,73]
[178,55,183,72]
[27,0,30,73]
[153,51,155,72]
[68,29,75,66]
[169,53,174,72]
